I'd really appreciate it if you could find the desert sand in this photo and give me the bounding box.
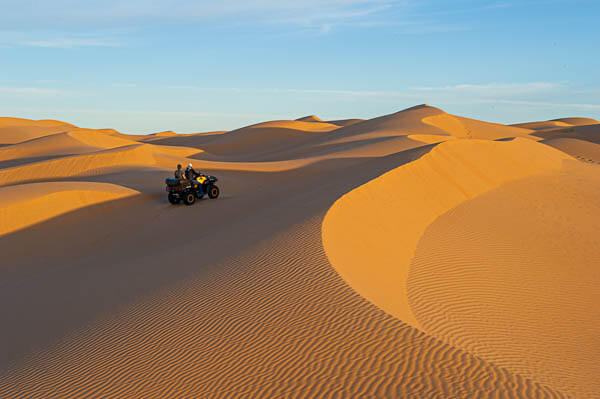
[0,106,598,398]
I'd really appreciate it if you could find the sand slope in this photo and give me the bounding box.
[513,117,599,131]
[322,138,571,327]
[0,216,562,398]
[325,118,364,127]
[533,123,600,144]
[0,106,596,397]
[0,117,76,145]
[0,130,137,166]
[296,115,324,122]
[408,163,600,397]
[199,120,340,156]
[318,105,533,151]
[322,134,599,397]
[0,182,138,236]
[542,137,600,164]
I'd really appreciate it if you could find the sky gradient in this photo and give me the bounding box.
[1,0,599,133]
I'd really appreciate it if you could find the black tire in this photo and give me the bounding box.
[168,193,180,204]
[208,185,220,199]
[183,192,196,206]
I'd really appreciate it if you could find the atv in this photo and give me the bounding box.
[165,175,220,205]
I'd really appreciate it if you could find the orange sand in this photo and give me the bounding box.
[0,106,598,398]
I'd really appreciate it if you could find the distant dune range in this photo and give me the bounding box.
[0,106,598,398]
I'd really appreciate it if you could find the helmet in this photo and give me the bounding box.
[177,164,182,169]
[187,163,193,168]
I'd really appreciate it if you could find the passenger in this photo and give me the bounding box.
[174,164,184,180]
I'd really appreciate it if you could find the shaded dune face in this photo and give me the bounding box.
[533,123,600,144]
[512,117,599,131]
[408,165,600,397]
[542,137,600,164]
[0,107,597,397]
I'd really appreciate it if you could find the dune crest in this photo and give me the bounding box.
[322,138,572,327]
[296,115,323,122]
[0,182,137,236]
[551,117,599,126]
[0,118,74,145]
[0,117,75,128]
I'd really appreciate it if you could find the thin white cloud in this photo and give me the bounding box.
[412,82,563,96]
[160,84,574,101]
[0,30,123,48]
[0,1,410,35]
[9,106,288,119]
[492,99,600,111]
[0,0,400,21]
[111,83,138,88]
[22,38,120,48]
[0,87,63,96]
[279,88,416,97]
[162,85,419,98]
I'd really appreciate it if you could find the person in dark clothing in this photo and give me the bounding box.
[185,163,198,181]
[185,163,206,195]
[174,164,184,180]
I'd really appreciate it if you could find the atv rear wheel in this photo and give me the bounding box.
[168,193,180,204]
[183,192,196,206]
[208,185,220,199]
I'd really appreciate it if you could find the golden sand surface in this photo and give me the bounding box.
[0,105,598,397]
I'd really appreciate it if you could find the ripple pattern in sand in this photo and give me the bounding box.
[1,216,563,398]
[407,170,600,398]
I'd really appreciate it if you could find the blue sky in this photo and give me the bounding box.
[1,0,599,133]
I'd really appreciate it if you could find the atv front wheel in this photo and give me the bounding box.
[168,193,180,204]
[208,185,220,199]
[183,192,196,206]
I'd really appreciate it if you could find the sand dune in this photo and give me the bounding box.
[138,131,229,148]
[0,117,76,145]
[296,115,323,122]
[532,122,600,144]
[408,162,600,397]
[551,117,599,126]
[513,117,599,132]
[0,143,202,187]
[0,117,75,129]
[542,137,600,163]
[194,120,341,160]
[0,182,137,236]
[512,120,573,130]
[0,130,137,164]
[423,111,535,140]
[325,118,364,127]
[0,216,561,398]
[322,138,571,327]
[149,130,178,137]
[0,106,597,397]
[317,104,533,150]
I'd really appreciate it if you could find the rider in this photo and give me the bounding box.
[185,163,207,194]
[185,163,198,180]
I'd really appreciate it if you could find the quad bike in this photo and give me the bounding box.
[165,175,220,205]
